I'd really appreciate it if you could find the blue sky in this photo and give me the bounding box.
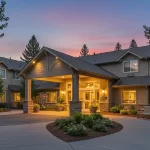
[0,0,150,60]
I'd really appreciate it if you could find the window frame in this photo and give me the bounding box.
[123,60,138,73]
[0,92,6,103]
[0,68,6,79]
[13,92,21,102]
[122,90,136,104]
[13,71,20,80]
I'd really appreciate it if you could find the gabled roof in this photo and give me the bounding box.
[19,47,118,79]
[112,76,150,87]
[80,45,150,65]
[0,57,26,71]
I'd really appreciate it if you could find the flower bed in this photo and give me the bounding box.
[46,113,123,142]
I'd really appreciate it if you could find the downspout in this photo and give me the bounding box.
[146,58,150,105]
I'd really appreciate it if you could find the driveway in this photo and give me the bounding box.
[0,115,149,150]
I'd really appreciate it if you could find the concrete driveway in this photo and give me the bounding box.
[0,115,150,150]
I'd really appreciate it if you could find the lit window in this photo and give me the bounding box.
[13,92,21,102]
[0,68,6,79]
[47,92,57,103]
[13,72,20,80]
[0,93,5,103]
[122,91,136,104]
[123,60,138,73]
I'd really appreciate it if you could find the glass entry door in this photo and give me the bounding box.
[82,90,95,111]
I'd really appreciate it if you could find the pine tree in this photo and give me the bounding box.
[80,44,89,56]
[143,25,150,44]
[129,39,138,48]
[0,0,9,38]
[20,80,38,102]
[114,42,122,51]
[20,35,40,62]
[0,77,3,94]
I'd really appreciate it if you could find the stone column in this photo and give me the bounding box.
[69,70,81,115]
[23,79,33,113]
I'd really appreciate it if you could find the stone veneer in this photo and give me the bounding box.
[23,101,33,113]
[69,101,82,115]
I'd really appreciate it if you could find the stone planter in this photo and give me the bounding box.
[90,107,98,113]
[56,106,64,111]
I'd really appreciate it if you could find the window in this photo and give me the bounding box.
[0,68,6,79]
[122,91,136,104]
[13,92,21,102]
[0,93,5,103]
[123,60,138,73]
[47,92,57,103]
[13,72,20,80]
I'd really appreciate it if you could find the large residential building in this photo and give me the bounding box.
[19,45,150,114]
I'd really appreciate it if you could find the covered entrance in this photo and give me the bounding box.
[19,47,117,115]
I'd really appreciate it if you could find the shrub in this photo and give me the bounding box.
[16,102,23,109]
[0,103,8,108]
[129,109,137,115]
[82,115,94,128]
[92,113,103,120]
[92,123,107,132]
[67,125,87,136]
[110,105,123,113]
[72,112,82,124]
[34,104,40,109]
[120,109,129,115]
[101,118,114,127]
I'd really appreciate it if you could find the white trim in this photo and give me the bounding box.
[0,61,9,69]
[13,71,20,80]
[123,60,138,73]
[0,68,6,79]
[122,90,136,104]
[116,51,142,61]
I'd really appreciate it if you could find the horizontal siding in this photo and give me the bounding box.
[26,53,73,79]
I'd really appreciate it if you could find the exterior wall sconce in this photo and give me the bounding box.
[61,91,65,94]
[102,89,105,94]
[32,60,36,64]
[56,57,58,60]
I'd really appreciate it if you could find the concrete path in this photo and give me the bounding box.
[0,115,150,150]
[0,110,22,116]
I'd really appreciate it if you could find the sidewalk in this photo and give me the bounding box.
[0,110,23,116]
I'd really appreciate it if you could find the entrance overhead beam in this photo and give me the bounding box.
[32,77,64,83]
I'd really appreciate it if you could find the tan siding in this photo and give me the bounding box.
[101,54,148,77]
[26,53,73,79]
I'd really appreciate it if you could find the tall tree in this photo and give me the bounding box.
[0,0,9,38]
[129,39,138,48]
[20,80,38,103]
[80,44,89,56]
[0,77,3,94]
[20,35,40,62]
[114,42,122,51]
[143,25,150,44]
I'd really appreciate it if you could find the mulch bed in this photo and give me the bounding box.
[46,121,123,142]
[102,112,137,117]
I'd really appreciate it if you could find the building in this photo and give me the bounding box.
[19,45,150,115]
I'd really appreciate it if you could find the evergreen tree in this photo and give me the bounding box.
[20,80,38,103]
[114,42,122,51]
[0,77,3,94]
[80,44,89,56]
[0,0,9,38]
[129,39,138,48]
[20,35,40,62]
[143,25,150,44]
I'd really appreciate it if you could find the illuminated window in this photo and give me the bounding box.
[47,92,57,103]
[122,91,136,104]
[0,93,5,103]
[14,92,21,102]
[123,60,138,73]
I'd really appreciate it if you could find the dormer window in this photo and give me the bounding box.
[13,71,20,80]
[123,60,138,73]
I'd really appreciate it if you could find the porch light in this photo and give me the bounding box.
[32,60,36,64]
[102,89,105,94]
[61,91,65,94]
[62,76,64,79]
[56,57,58,59]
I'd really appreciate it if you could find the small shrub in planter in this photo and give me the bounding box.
[34,104,40,113]
[82,115,94,128]
[120,109,129,115]
[90,103,98,113]
[101,118,114,127]
[92,113,103,120]
[55,103,64,111]
[67,125,87,136]
[92,123,107,132]
[110,105,123,113]
[72,112,83,124]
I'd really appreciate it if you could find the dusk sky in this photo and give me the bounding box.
[1,0,150,60]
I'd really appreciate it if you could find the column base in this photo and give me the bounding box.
[23,101,33,114]
[69,101,82,116]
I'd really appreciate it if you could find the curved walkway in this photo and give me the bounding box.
[0,115,149,150]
